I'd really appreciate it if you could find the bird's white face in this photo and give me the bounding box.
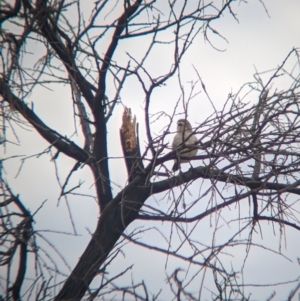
[177,119,192,132]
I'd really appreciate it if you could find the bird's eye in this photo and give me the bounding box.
[178,123,183,126]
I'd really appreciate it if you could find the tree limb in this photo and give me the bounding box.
[0,78,89,163]
[151,165,300,196]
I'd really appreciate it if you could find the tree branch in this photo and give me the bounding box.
[151,165,300,196]
[98,0,143,92]
[35,0,95,108]
[5,192,33,301]
[0,78,89,163]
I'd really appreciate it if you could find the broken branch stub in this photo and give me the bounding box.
[120,107,143,181]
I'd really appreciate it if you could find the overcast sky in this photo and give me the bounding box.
[2,0,300,300]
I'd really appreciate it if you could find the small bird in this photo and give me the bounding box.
[172,119,198,171]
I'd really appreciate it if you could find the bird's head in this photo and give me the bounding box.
[177,119,192,132]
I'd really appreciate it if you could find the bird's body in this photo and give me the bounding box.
[172,119,198,171]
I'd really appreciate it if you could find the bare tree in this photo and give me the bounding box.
[0,0,300,300]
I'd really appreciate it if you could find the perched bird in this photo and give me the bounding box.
[172,119,198,171]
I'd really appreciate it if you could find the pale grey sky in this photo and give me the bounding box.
[2,0,300,300]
